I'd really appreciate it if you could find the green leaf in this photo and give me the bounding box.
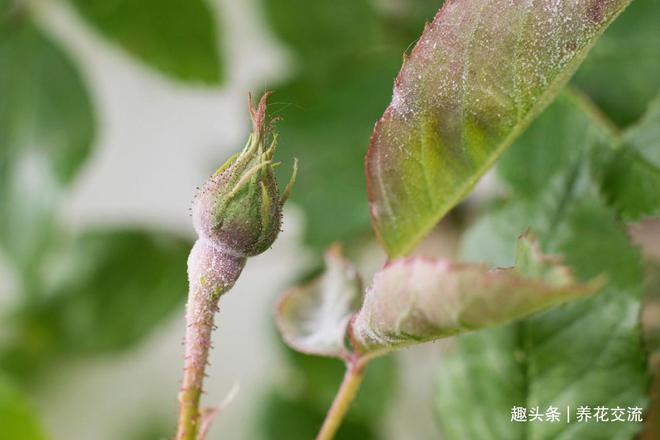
[641,261,660,364]
[573,0,660,127]
[435,325,525,439]
[276,246,362,359]
[595,94,660,220]
[640,260,660,440]
[262,0,382,70]
[498,92,614,198]
[596,148,660,220]
[69,0,222,83]
[41,229,190,352]
[0,20,95,272]
[498,87,660,222]
[0,375,48,440]
[351,233,599,359]
[1,0,15,21]
[625,94,660,166]
[1,229,190,377]
[437,169,649,439]
[366,0,632,257]
[528,200,647,439]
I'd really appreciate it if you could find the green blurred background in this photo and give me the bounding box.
[1,0,658,439]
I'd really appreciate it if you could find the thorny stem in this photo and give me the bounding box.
[176,239,246,440]
[316,359,367,440]
[176,287,217,440]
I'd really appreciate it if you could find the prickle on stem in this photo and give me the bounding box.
[176,92,297,440]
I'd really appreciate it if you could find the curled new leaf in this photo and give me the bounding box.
[276,234,601,363]
[366,0,633,257]
[276,246,362,359]
[350,233,602,359]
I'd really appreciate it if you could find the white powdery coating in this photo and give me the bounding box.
[367,0,631,253]
[277,249,362,359]
[178,238,246,427]
[184,238,246,371]
[187,238,246,294]
[350,250,593,358]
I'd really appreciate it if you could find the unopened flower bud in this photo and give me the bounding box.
[179,92,297,440]
[192,92,298,258]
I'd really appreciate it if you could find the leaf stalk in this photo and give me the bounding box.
[316,358,366,440]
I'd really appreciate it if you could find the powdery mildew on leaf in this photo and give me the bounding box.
[276,246,363,359]
[350,233,601,358]
[366,0,633,257]
[275,234,600,362]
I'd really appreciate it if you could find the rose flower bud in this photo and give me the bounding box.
[192,92,298,258]
[188,92,298,300]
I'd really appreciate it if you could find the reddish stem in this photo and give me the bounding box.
[176,239,245,440]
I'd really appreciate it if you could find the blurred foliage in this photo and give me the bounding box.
[437,171,648,439]
[497,93,610,200]
[0,11,94,275]
[0,375,47,440]
[643,263,660,367]
[573,0,660,127]
[594,93,660,220]
[0,229,190,380]
[68,0,223,83]
[1,1,197,437]
[263,0,382,71]
[261,391,374,440]
[259,334,397,440]
[263,0,439,250]
[128,414,175,440]
[0,0,193,387]
[641,261,660,440]
[435,325,525,439]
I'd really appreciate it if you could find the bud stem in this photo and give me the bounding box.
[176,239,246,440]
[176,288,216,440]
